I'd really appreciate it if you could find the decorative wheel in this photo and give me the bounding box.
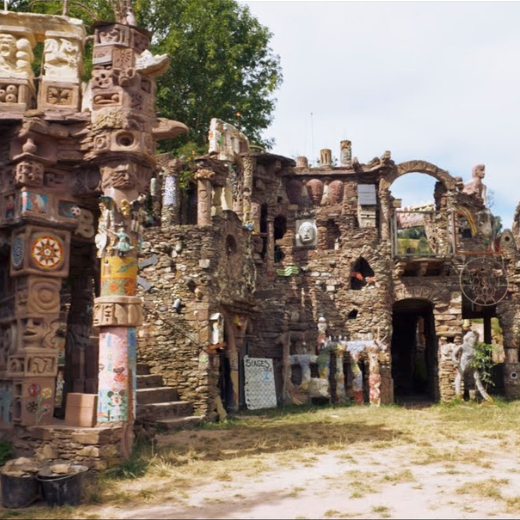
[32,236,63,270]
[459,256,508,306]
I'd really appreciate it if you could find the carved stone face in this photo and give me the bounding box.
[21,317,46,347]
[0,34,16,62]
[101,163,137,191]
[99,28,122,44]
[299,221,316,244]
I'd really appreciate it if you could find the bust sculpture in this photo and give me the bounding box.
[462,164,487,204]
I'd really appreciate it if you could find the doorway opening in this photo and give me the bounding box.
[392,299,438,403]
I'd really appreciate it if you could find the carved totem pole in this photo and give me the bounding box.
[87,20,176,453]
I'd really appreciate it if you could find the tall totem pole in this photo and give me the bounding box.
[88,12,186,454]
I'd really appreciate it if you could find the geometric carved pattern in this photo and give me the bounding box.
[31,236,63,270]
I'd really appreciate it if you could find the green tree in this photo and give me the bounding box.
[10,0,282,153]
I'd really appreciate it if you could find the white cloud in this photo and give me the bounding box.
[240,1,520,227]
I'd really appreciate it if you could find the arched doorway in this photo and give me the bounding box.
[391,298,438,403]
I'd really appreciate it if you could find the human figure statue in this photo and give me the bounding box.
[451,330,493,402]
[462,164,487,205]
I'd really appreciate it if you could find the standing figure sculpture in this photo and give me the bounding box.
[452,330,493,402]
[462,164,487,205]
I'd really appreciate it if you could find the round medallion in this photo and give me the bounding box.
[32,236,63,270]
[459,256,508,306]
[11,236,24,268]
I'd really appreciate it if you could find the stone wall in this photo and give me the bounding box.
[11,425,124,471]
[138,212,256,419]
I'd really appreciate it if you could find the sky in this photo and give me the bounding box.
[239,0,520,228]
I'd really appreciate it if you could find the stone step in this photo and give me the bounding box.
[136,401,194,422]
[156,416,203,431]
[136,387,179,405]
[137,374,165,389]
[136,363,150,376]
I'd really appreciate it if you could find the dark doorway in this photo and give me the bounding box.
[391,299,438,402]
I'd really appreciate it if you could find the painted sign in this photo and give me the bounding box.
[244,356,277,410]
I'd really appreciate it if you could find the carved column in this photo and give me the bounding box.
[242,156,256,223]
[379,188,391,241]
[89,21,163,457]
[266,218,275,275]
[195,169,214,226]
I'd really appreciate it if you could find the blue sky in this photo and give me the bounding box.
[240,0,520,228]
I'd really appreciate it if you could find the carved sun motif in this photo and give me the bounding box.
[32,236,63,269]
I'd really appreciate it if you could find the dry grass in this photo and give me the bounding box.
[3,399,520,518]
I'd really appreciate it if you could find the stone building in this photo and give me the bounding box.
[0,5,519,468]
[139,132,520,421]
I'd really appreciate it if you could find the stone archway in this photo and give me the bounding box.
[379,160,457,240]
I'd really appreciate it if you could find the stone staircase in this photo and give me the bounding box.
[136,363,203,431]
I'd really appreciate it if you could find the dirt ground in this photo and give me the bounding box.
[3,402,520,520]
[97,438,520,519]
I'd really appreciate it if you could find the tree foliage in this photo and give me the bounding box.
[8,0,283,152]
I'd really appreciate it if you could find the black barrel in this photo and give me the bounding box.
[37,466,88,507]
[1,472,40,508]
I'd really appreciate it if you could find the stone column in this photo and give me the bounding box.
[379,189,391,241]
[335,349,347,404]
[8,224,72,426]
[94,165,144,456]
[340,140,352,167]
[195,170,213,226]
[320,149,332,167]
[242,156,256,223]
[266,218,275,274]
[227,347,240,413]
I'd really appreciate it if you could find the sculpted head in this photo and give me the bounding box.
[0,34,16,60]
[472,164,485,180]
[298,221,316,244]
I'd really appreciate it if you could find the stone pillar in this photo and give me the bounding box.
[379,189,391,241]
[320,149,332,167]
[195,170,213,226]
[340,140,352,167]
[266,218,275,274]
[88,21,170,458]
[227,347,240,413]
[335,350,347,404]
[296,156,308,168]
[242,156,256,223]
[250,202,261,234]
[8,225,72,426]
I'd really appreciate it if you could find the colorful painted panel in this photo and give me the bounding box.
[58,201,80,219]
[20,192,49,215]
[0,382,12,426]
[97,327,130,423]
[100,256,138,296]
[244,356,277,410]
[4,194,15,220]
